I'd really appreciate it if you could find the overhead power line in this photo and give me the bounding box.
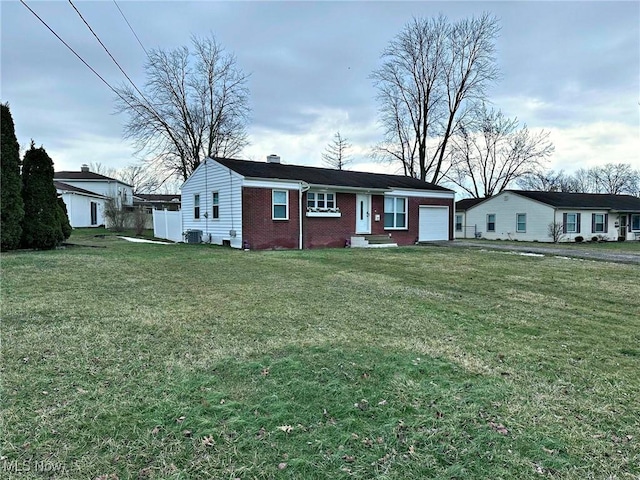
[67,0,147,101]
[19,0,120,97]
[112,0,149,57]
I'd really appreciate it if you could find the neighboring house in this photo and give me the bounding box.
[54,164,134,228]
[55,181,109,228]
[459,190,640,242]
[179,155,455,249]
[454,197,487,239]
[133,194,181,212]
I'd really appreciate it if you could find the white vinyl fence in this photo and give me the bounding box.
[153,209,183,242]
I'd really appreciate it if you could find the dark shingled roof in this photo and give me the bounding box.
[135,194,181,202]
[509,190,640,211]
[456,197,488,211]
[54,181,108,198]
[212,157,453,192]
[54,170,132,186]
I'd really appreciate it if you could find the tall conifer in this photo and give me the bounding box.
[1,103,25,250]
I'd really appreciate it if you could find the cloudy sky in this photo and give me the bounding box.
[2,0,638,187]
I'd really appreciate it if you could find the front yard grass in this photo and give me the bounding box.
[2,233,639,479]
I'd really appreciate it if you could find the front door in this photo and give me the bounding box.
[355,194,371,234]
[619,215,627,240]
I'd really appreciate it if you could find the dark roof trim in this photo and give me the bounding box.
[54,181,108,199]
[54,171,133,187]
[507,190,640,211]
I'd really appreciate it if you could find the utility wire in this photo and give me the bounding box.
[19,0,120,97]
[68,0,147,101]
[112,0,149,57]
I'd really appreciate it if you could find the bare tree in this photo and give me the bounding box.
[322,131,352,170]
[445,104,554,198]
[517,170,578,192]
[548,221,564,243]
[590,163,639,195]
[115,35,250,181]
[371,14,500,183]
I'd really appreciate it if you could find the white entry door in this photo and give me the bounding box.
[355,194,371,234]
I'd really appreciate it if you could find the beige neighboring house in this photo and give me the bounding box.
[456,190,640,242]
[54,165,133,228]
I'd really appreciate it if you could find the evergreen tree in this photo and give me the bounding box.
[21,142,63,249]
[57,197,72,241]
[1,103,25,250]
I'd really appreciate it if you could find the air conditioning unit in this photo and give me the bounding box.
[185,229,202,244]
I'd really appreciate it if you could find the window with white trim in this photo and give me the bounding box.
[592,213,606,233]
[272,190,288,220]
[632,214,640,231]
[307,192,336,210]
[212,191,219,219]
[194,194,200,220]
[455,214,463,232]
[516,213,526,233]
[384,196,406,229]
[486,214,496,232]
[564,213,578,233]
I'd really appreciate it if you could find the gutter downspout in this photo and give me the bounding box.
[299,181,310,250]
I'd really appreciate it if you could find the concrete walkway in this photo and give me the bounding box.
[448,240,640,265]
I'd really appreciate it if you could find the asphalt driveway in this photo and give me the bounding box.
[449,240,640,265]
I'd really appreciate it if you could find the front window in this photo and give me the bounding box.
[455,214,463,232]
[516,213,526,233]
[384,196,406,229]
[272,190,288,220]
[632,214,640,231]
[307,192,336,210]
[593,213,605,233]
[565,213,577,233]
[212,192,219,219]
[194,194,200,220]
[486,214,496,232]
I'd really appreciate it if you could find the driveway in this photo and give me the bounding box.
[449,240,640,265]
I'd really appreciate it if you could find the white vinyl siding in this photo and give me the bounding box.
[181,160,244,247]
[466,192,555,241]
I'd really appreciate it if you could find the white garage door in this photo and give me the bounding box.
[418,206,449,241]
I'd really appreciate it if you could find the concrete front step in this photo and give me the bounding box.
[350,235,398,248]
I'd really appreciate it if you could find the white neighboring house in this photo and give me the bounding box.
[458,190,640,242]
[54,165,133,228]
[454,198,487,239]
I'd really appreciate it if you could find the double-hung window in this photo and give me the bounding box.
[272,190,288,220]
[384,196,407,229]
[516,213,526,233]
[194,194,200,220]
[632,214,640,231]
[307,192,336,210]
[563,212,580,233]
[455,214,463,232]
[592,213,607,233]
[486,214,496,232]
[212,192,219,219]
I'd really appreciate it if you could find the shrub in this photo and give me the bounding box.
[21,142,64,249]
[575,236,584,243]
[57,197,72,241]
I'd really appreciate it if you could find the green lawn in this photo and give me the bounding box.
[2,230,639,479]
